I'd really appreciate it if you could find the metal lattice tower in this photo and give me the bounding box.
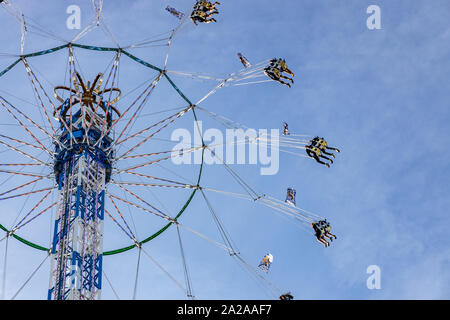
[48,73,118,300]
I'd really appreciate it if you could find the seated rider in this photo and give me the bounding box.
[190,10,218,25]
[264,58,294,87]
[282,122,290,135]
[311,137,340,157]
[258,256,271,273]
[312,221,329,247]
[191,10,217,25]
[268,59,294,75]
[280,292,294,300]
[195,1,220,13]
[264,66,292,88]
[320,219,337,242]
[305,144,333,168]
[191,1,220,25]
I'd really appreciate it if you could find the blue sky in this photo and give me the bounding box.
[0,0,449,300]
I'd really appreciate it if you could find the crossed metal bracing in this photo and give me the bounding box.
[48,151,106,300]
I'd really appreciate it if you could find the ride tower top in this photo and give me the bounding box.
[52,71,121,184]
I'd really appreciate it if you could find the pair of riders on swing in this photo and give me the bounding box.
[306,137,340,168]
[190,1,220,25]
[312,219,336,247]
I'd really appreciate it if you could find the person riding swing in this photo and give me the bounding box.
[312,221,329,247]
[190,1,220,25]
[264,58,294,87]
[305,145,333,168]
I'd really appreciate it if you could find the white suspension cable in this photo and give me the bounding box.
[132,247,142,300]
[10,253,49,300]
[141,247,186,294]
[103,269,120,300]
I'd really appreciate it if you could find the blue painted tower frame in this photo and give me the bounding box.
[48,95,113,300]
